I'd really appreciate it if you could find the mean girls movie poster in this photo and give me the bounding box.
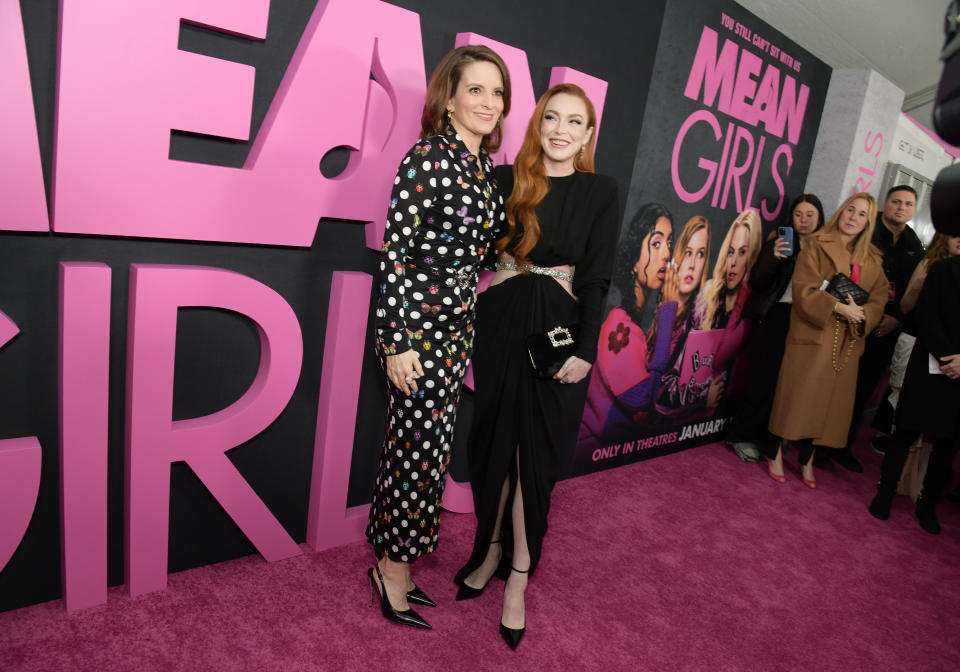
[572,0,832,476]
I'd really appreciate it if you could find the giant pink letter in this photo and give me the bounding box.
[59,263,111,611]
[0,0,48,232]
[305,272,373,551]
[125,265,303,596]
[54,0,425,249]
[0,311,41,573]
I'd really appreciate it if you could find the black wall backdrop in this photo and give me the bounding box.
[1,0,666,612]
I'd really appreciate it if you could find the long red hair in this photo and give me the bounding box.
[495,84,597,265]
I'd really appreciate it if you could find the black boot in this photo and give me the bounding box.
[868,489,894,520]
[915,497,941,535]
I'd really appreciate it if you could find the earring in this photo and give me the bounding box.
[579,145,586,155]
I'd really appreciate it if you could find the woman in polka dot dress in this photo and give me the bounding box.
[365,45,511,630]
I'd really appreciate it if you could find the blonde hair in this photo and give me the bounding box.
[646,216,709,348]
[819,192,881,265]
[700,209,762,329]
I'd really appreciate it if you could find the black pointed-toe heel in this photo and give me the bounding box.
[455,539,501,601]
[499,566,528,650]
[368,566,432,629]
[406,584,436,608]
[499,621,525,650]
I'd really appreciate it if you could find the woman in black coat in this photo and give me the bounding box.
[868,252,960,534]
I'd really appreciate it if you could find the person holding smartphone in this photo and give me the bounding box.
[726,194,824,462]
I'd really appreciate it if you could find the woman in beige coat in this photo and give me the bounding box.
[765,192,888,487]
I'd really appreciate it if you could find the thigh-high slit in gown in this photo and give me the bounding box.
[456,167,619,578]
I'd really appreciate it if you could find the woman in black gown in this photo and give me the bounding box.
[454,84,619,649]
[366,45,511,630]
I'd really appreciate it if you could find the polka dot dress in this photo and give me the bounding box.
[367,129,505,563]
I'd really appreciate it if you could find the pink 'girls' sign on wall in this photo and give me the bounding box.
[0,0,607,611]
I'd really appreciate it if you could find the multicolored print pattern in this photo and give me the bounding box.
[367,129,504,562]
[375,129,504,357]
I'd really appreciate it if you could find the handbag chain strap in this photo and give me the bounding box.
[831,315,857,372]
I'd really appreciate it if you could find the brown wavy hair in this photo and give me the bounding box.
[924,233,958,265]
[420,45,511,152]
[495,83,598,265]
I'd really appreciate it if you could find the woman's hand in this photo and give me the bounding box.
[772,236,791,259]
[835,295,865,324]
[555,356,592,385]
[661,260,680,303]
[386,350,424,395]
[939,354,960,380]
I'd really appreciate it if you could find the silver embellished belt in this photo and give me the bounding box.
[496,261,574,283]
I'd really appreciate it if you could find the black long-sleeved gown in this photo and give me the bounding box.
[456,166,618,578]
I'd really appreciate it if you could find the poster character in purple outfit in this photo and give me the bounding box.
[578,203,673,448]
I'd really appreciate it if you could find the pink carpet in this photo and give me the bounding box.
[3,437,959,671]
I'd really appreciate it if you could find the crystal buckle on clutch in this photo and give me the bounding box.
[547,326,574,348]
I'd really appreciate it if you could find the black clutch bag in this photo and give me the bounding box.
[825,273,869,306]
[526,325,579,378]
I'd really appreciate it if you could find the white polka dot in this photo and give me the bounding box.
[399,190,409,199]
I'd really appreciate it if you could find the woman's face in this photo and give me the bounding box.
[678,228,708,297]
[633,217,673,293]
[838,198,871,239]
[948,236,960,257]
[446,61,505,149]
[539,92,593,176]
[724,225,751,291]
[792,201,820,236]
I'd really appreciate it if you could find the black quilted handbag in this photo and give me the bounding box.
[825,273,869,306]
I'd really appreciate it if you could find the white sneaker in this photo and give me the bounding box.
[731,441,761,463]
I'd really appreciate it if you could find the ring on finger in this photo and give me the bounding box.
[404,376,413,384]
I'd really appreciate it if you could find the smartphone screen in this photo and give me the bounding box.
[777,226,795,256]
